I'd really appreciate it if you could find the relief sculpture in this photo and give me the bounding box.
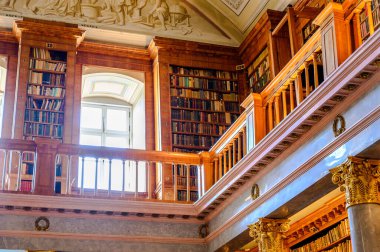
[0,0,192,35]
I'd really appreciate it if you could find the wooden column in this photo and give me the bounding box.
[314,2,350,77]
[287,7,299,56]
[242,127,247,156]
[237,133,242,161]
[268,99,274,131]
[34,138,60,195]
[304,62,310,96]
[312,53,319,89]
[232,139,237,166]
[274,94,281,126]
[295,71,303,105]
[213,157,218,184]
[200,152,212,191]
[241,93,266,149]
[223,150,227,175]
[353,11,363,48]
[281,87,287,118]
[218,154,223,179]
[289,81,295,112]
[228,144,232,171]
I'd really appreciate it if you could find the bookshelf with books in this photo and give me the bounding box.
[173,164,199,202]
[247,47,271,93]
[357,0,380,41]
[290,218,351,252]
[170,65,240,153]
[24,47,67,140]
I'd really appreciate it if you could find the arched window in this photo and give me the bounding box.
[79,72,146,192]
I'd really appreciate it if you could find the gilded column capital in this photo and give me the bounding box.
[248,218,290,252]
[330,156,380,207]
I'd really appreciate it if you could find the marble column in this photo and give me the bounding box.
[248,218,290,252]
[330,156,380,252]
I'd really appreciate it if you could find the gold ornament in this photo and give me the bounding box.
[248,218,290,252]
[330,156,380,207]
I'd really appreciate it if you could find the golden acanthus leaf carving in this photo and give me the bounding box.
[330,156,380,207]
[248,218,290,252]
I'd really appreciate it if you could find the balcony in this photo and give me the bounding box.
[0,2,379,223]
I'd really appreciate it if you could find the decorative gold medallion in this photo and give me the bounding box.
[251,184,260,200]
[333,115,346,137]
[35,216,50,231]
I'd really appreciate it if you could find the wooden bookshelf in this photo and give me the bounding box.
[247,47,271,93]
[357,0,380,41]
[169,65,240,153]
[24,48,67,140]
[174,164,199,201]
[290,218,351,252]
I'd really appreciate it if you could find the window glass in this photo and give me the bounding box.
[105,136,128,148]
[81,106,102,129]
[106,108,128,132]
[80,134,101,146]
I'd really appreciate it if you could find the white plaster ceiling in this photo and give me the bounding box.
[0,0,296,47]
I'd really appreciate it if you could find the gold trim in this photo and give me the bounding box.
[330,156,380,207]
[251,184,260,200]
[35,216,50,231]
[333,115,346,137]
[248,218,290,252]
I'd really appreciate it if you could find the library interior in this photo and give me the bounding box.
[0,0,379,251]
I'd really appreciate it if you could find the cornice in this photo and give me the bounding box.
[0,230,206,245]
[78,41,151,62]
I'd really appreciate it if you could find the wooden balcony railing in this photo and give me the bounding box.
[261,30,323,135]
[0,138,204,203]
[209,114,247,185]
[0,3,376,205]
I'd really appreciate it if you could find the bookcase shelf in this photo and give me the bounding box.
[358,0,380,41]
[247,47,271,93]
[170,65,240,153]
[24,48,67,140]
[290,218,351,252]
[174,164,199,202]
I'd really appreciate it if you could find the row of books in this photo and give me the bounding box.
[27,85,65,98]
[25,109,64,124]
[291,219,350,252]
[173,148,199,153]
[172,122,226,135]
[170,88,239,101]
[176,177,198,187]
[302,22,318,42]
[171,97,239,112]
[170,66,237,80]
[24,122,63,138]
[172,134,218,147]
[324,239,352,252]
[27,97,64,111]
[171,110,238,124]
[247,47,268,76]
[171,76,238,92]
[30,48,52,60]
[30,48,67,62]
[20,180,32,192]
[173,164,198,177]
[29,59,66,72]
[249,70,270,93]
[373,2,380,28]
[22,162,34,175]
[177,190,198,201]
[29,71,66,85]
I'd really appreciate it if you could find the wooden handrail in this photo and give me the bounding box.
[0,138,36,152]
[58,144,201,165]
[261,29,322,104]
[209,113,246,155]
